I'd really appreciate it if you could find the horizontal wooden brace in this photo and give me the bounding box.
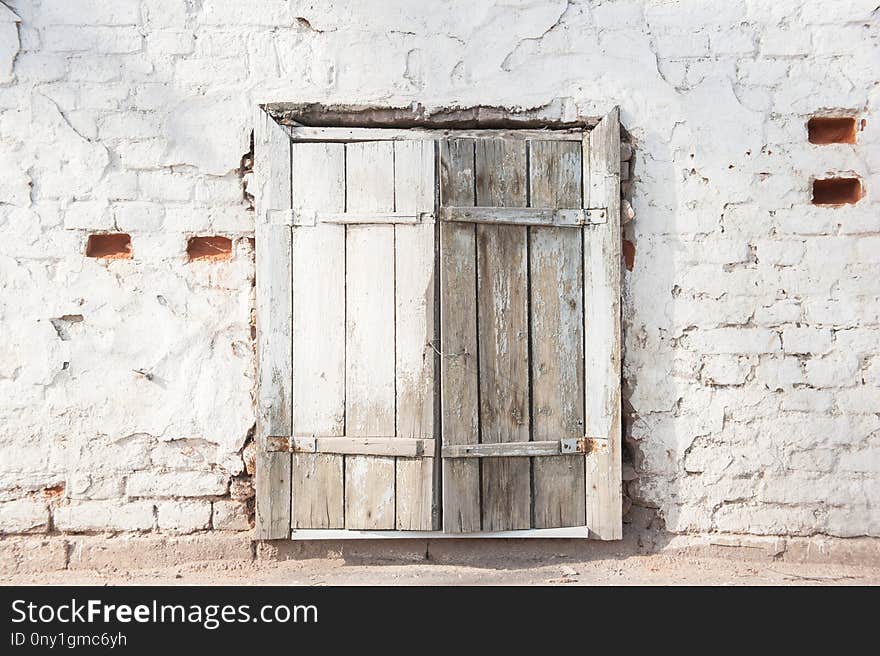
[271,436,435,457]
[288,210,434,226]
[442,438,604,458]
[283,126,585,142]
[439,206,607,227]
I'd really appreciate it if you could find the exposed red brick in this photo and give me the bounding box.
[812,177,863,205]
[187,236,232,261]
[808,116,857,145]
[42,484,65,500]
[623,239,636,271]
[86,233,132,259]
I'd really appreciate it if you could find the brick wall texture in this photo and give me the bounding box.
[0,0,877,539]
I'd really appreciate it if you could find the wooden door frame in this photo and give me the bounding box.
[253,104,622,540]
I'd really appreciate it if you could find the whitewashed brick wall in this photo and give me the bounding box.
[0,0,877,539]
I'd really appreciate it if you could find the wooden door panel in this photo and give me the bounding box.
[529,140,586,528]
[290,138,437,531]
[439,135,592,532]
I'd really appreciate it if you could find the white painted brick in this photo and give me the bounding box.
[0,499,48,534]
[836,388,880,414]
[838,447,880,474]
[116,140,165,169]
[126,471,228,498]
[99,112,162,141]
[13,53,67,82]
[174,58,247,85]
[804,299,863,327]
[43,26,142,53]
[824,506,880,538]
[63,201,113,230]
[94,171,139,202]
[714,503,817,536]
[737,59,789,87]
[212,500,250,531]
[156,500,212,533]
[756,240,804,266]
[143,0,190,28]
[755,356,804,390]
[799,0,879,22]
[43,0,141,26]
[114,202,165,232]
[138,171,195,202]
[54,501,155,532]
[709,28,756,55]
[163,207,213,232]
[856,237,880,264]
[781,389,833,413]
[782,327,833,355]
[701,355,751,386]
[683,239,752,265]
[67,473,126,500]
[833,328,880,355]
[813,24,872,56]
[66,55,122,82]
[194,177,247,206]
[652,33,711,58]
[647,0,747,28]
[146,30,195,55]
[199,0,292,26]
[805,354,861,388]
[759,28,812,56]
[774,208,837,236]
[788,448,836,472]
[75,83,128,110]
[685,328,780,355]
[754,300,802,326]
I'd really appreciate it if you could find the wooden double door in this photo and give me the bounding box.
[254,109,622,539]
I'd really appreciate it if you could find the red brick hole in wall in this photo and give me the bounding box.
[812,178,863,205]
[86,233,132,259]
[187,236,233,261]
[808,116,857,145]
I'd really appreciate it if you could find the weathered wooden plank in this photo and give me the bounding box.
[292,437,435,457]
[394,141,435,439]
[254,107,291,226]
[443,440,586,458]
[396,457,435,530]
[439,139,481,533]
[440,206,605,226]
[529,139,587,529]
[255,222,292,445]
[394,139,437,530]
[584,108,623,540]
[255,451,292,539]
[344,141,396,529]
[290,141,346,530]
[475,138,531,532]
[291,453,343,529]
[285,126,584,142]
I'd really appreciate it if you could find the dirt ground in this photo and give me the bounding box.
[3,554,878,586]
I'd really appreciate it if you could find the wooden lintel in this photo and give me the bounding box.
[283,126,585,142]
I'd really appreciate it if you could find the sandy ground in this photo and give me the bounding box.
[3,554,878,586]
